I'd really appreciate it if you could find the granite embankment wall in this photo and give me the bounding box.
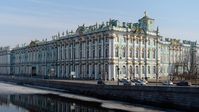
[0,76,199,111]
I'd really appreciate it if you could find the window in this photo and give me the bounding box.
[105,64,108,74]
[136,66,139,74]
[148,39,150,45]
[80,44,82,58]
[153,50,156,59]
[136,39,139,44]
[115,47,119,57]
[130,38,133,43]
[122,66,126,74]
[136,48,139,58]
[80,65,82,74]
[116,35,119,42]
[148,49,150,58]
[122,47,126,57]
[154,39,156,46]
[99,45,101,58]
[129,48,133,57]
[105,47,109,57]
[142,39,145,45]
[123,35,126,42]
[148,66,150,74]
[98,38,101,43]
[92,64,95,74]
[99,64,101,74]
[153,66,156,74]
[74,47,76,59]
[105,36,108,42]
[87,46,89,58]
[92,46,95,58]
[142,49,145,58]
[142,66,145,74]
[129,66,133,74]
[115,66,119,76]
[87,65,89,74]
[69,47,71,59]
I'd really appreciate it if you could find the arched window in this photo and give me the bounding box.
[136,48,139,58]
[98,45,101,57]
[148,66,151,74]
[148,39,150,45]
[122,47,126,57]
[116,35,119,42]
[148,49,150,58]
[129,66,133,74]
[123,36,126,42]
[92,46,95,58]
[129,48,133,57]
[136,39,139,44]
[87,65,89,74]
[153,50,156,59]
[92,64,95,74]
[142,66,145,74]
[142,48,145,58]
[115,66,119,75]
[122,66,126,74]
[105,46,109,57]
[130,38,133,43]
[115,47,119,57]
[136,66,139,74]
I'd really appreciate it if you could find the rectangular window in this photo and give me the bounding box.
[148,66,150,74]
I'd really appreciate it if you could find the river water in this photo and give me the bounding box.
[0,82,179,112]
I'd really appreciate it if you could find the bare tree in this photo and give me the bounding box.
[173,47,199,81]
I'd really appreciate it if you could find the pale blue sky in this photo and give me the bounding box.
[0,0,199,47]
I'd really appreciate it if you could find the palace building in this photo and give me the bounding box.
[0,13,199,80]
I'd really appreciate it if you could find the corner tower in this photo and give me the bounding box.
[138,11,155,32]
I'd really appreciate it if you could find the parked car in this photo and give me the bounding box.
[121,79,131,86]
[131,79,147,86]
[162,80,173,85]
[97,79,105,85]
[176,80,191,86]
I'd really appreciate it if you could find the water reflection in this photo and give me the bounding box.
[0,94,126,112]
